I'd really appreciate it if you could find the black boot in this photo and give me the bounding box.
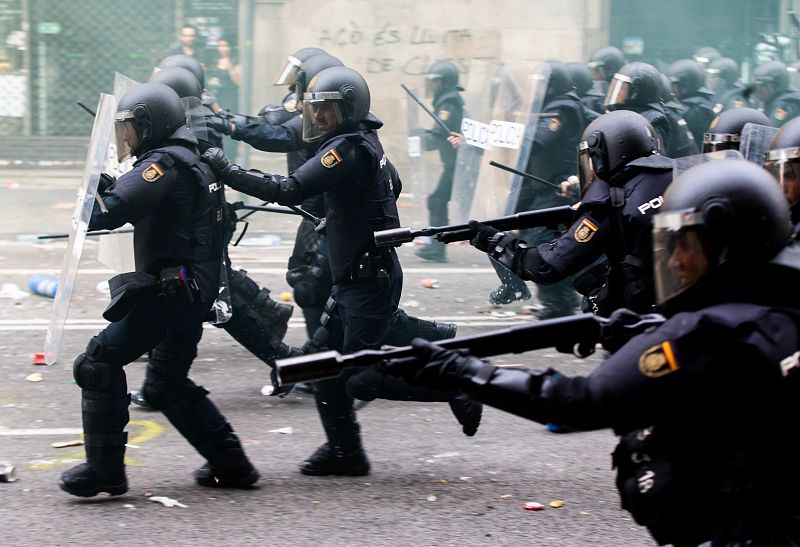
[59,389,129,497]
[489,259,531,305]
[385,309,457,346]
[449,393,483,437]
[193,427,260,488]
[415,241,447,263]
[300,443,370,477]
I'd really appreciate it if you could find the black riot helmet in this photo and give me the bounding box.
[752,61,790,101]
[425,60,462,97]
[706,57,740,92]
[588,46,625,82]
[273,47,327,86]
[302,66,370,142]
[567,62,594,96]
[692,46,722,66]
[659,73,677,103]
[114,83,186,162]
[702,107,770,153]
[578,110,660,193]
[667,59,709,99]
[764,116,800,208]
[148,66,202,99]
[295,53,344,99]
[156,54,205,88]
[652,159,791,305]
[605,62,663,110]
[544,60,574,100]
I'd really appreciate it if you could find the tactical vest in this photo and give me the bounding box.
[528,94,586,184]
[642,104,697,158]
[116,143,225,302]
[321,130,401,283]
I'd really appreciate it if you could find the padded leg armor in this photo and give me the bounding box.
[384,308,457,346]
[220,268,293,363]
[141,346,259,488]
[59,337,129,497]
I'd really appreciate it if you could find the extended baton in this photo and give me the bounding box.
[401,84,457,136]
[488,160,561,190]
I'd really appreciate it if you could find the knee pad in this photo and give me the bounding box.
[73,353,117,391]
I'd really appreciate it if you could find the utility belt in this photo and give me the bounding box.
[348,249,394,285]
[102,266,199,322]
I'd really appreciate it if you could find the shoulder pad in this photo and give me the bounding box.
[626,155,673,170]
[580,177,611,206]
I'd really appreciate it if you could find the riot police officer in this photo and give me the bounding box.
[752,60,800,127]
[587,45,626,94]
[203,67,480,476]
[58,83,259,497]
[488,61,585,315]
[605,62,698,158]
[765,116,800,237]
[692,46,722,66]
[706,57,747,114]
[667,59,717,146]
[415,60,465,263]
[567,61,605,117]
[472,110,672,318]
[702,107,770,153]
[403,159,800,546]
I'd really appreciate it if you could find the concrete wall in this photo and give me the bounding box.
[244,0,610,177]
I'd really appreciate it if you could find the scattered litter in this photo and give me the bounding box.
[148,496,187,508]
[279,291,292,302]
[490,479,499,484]
[28,275,58,299]
[363,482,371,486]
[31,352,46,365]
[458,476,471,482]
[26,373,43,382]
[268,427,294,435]
[579,511,591,517]
[401,300,420,308]
[123,504,136,509]
[522,501,545,511]
[501,494,513,500]
[51,439,83,448]
[490,310,517,318]
[426,495,437,502]
[260,384,275,397]
[549,499,564,508]
[421,278,440,289]
[0,283,28,299]
[0,461,16,482]
[438,479,448,484]
[3,180,20,189]
[432,452,460,459]
[311,500,320,505]
[521,305,537,316]
[96,280,109,295]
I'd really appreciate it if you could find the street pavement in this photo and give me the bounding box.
[0,168,652,546]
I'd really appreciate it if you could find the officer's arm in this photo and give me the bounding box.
[532,109,569,151]
[88,194,130,231]
[425,98,462,149]
[230,119,298,153]
[94,157,177,228]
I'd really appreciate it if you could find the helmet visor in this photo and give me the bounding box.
[273,55,302,86]
[604,74,632,109]
[702,132,740,153]
[302,92,345,142]
[113,111,140,162]
[705,69,722,93]
[765,148,800,207]
[652,209,709,305]
[425,73,443,98]
[577,141,596,195]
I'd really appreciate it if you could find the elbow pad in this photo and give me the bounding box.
[224,166,281,203]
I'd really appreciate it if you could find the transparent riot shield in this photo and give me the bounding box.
[672,149,745,179]
[97,73,140,273]
[740,123,779,166]
[405,87,433,197]
[44,94,116,364]
[450,60,549,222]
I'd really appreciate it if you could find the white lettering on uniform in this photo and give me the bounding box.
[208,182,220,193]
[637,196,664,214]
[379,154,387,168]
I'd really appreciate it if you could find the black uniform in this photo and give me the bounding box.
[62,131,256,496]
[488,156,672,316]
[712,84,749,114]
[509,92,586,318]
[635,103,698,158]
[764,90,800,127]
[676,93,717,145]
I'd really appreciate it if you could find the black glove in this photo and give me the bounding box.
[601,308,644,353]
[201,147,233,178]
[207,115,234,136]
[98,173,116,195]
[468,220,501,252]
[392,338,477,391]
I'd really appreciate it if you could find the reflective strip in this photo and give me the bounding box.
[612,73,633,84]
[303,91,342,101]
[653,209,704,231]
[766,147,800,162]
[703,132,740,143]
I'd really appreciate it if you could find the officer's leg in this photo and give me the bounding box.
[524,226,579,319]
[384,308,456,346]
[220,268,293,362]
[141,318,258,488]
[488,258,532,305]
[416,168,454,262]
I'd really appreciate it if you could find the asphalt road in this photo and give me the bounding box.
[0,169,653,546]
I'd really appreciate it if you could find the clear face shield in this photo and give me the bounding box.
[273,55,302,86]
[652,209,710,305]
[587,61,605,81]
[577,140,596,195]
[765,148,800,207]
[604,73,632,110]
[701,132,740,153]
[113,111,141,162]
[425,73,443,98]
[302,92,345,142]
[705,67,724,94]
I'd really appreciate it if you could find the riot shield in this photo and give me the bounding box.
[404,87,435,198]
[450,60,549,222]
[740,123,779,166]
[97,73,140,273]
[672,149,745,179]
[44,94,116,364]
